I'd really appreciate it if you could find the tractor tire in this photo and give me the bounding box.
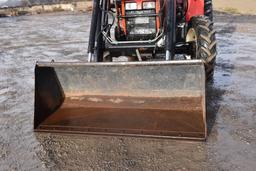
[204,0,213,21]
[188,16,217,78]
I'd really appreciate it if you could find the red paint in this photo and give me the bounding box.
[121,0,160,33]
[155,0,160,30]
[121,0,205,32]
[121,0,126,33]
[186,0,204,22]
[125,0,144,9]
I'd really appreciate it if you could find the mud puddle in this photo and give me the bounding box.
[0,12,256,170]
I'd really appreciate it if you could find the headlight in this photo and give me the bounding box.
[125,3,137,10]
[143,1,155,9]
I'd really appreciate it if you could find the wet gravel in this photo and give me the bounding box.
[0,12,256,170]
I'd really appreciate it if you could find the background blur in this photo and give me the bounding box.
[1,0,256,15]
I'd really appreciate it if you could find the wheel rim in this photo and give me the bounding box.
[186,28,198,59]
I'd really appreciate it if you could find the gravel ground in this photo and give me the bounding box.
[0,12,256,170]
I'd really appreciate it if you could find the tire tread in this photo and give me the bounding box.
[190,16,217,78]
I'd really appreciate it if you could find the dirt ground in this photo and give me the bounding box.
[0,12,256,170]
[214,0,256,14]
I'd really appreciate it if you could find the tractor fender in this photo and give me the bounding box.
[186,0,204,22]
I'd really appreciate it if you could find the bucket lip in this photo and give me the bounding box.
[34,128,206,141]
[36,59,204,67]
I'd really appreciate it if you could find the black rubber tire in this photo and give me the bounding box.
[204,0,213,21]
[189,16,217,78]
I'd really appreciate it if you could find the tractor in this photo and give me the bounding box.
[34,0,217,140]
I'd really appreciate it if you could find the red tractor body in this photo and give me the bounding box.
[185,0,204,21]
[116,0,205,40]
[85,0,216,67]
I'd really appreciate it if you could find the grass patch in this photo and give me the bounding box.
[17,11,29,16]
[223,7,240,14]
[53,7,65,12]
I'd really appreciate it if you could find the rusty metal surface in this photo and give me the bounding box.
[34,60,206,140]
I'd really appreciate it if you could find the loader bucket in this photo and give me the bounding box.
[34,60,206,140]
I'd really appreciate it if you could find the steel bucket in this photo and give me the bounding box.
[34,60,206,140]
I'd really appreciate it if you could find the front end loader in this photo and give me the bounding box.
[34,0,217,140]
